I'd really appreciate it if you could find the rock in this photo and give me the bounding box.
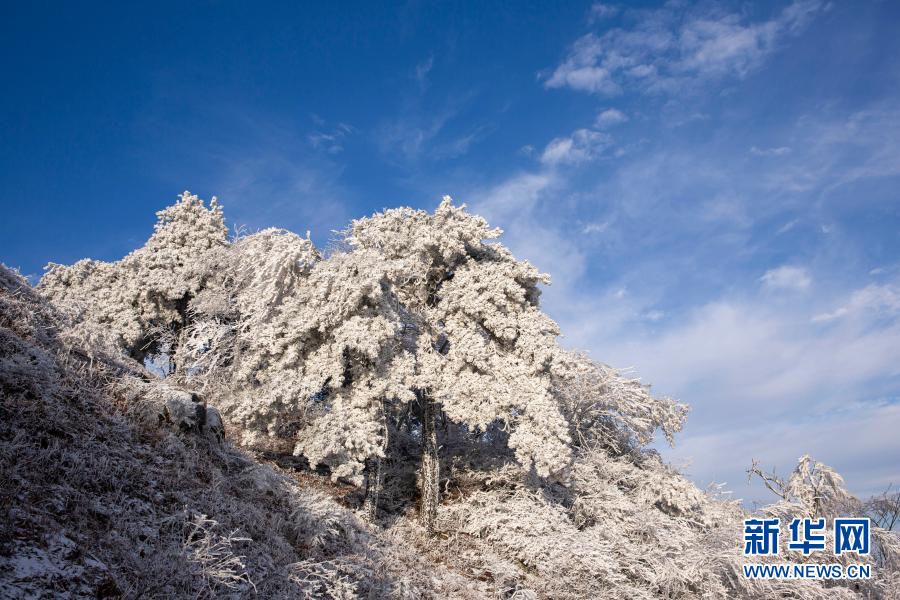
[163,390,205,433]
[123,378,225,442]
[204,406,225,442]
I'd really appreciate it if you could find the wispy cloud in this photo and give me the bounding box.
[565,283,900,489]
[308,122,354,154]
[415,55,434,88]
[636,297,896,405]
[760,107,900,194]
[671,402,900,502]
[588,3,619,23]
[776,219,799,235]
[545,0,826,97]
[813,283,900,323]
[468,171,589,297]
[582,220,609,234]
[377,108,457,161]
[540,129,613,166]
[459,92,900,502]
[595,108,629,128]
[750,145,791,156]
[760,265,812,291]
[375,80,486,163]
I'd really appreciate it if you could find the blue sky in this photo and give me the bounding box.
[2,1,899,504]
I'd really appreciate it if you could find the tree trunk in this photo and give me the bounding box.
[420,397,440,534]
[362,456,383,522]
[363,400,388,522]
[170,293,192,377]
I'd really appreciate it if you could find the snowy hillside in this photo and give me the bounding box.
[1,194,897,599]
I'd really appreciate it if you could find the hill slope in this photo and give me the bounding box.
[1,264,481,598]
[3,216,898,600]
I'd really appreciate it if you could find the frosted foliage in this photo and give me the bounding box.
[35,193,689,485]
[347,196,503,302]
[38,192,227,355]
[784,454,858,517]
[231,228,320,327]
[349,198,573,478]
[746,455,900,598]
[225,245,415,484]
[555,352,689,453]
[431,447,895,598]
[176,196,584,482]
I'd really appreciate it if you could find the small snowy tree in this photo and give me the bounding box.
[553,351,688,455]
[750,455,900,595]
[39,192,228,365]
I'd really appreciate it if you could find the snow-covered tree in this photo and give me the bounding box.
[39,192,228,365]
[748,455,900,594]
[36,193,698,533]
[343,198,577,529]
[217,197,605,529]
[226,235,412,487]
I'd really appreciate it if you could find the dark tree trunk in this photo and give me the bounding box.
[171,294,189,375]
[363,400,389,522]
[420,397,440,534]
[362,455,383,522]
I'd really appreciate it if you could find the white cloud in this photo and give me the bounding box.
[308,122,353,154]
[750,145,791,156]
[544,34,623,94]
[468,171,588,303]
[760,107,900,194]
[513,119,900,500]
[460,142,900,502]
[540,129,612,165]
[376,91,486,162]
[582,221,609,234]
[471,171,554,221]
[378,111,454,161]
[588,3,619,23]
[813,283,900,323]
[776,219,799,235]
[415,56,434,87]
[595,108,629,128]
[700,194,752,227]
[760,265,812,291]
[566,292,900,435]
[461,51,899,503]
[545,0,826,97]
[670,402,900,503]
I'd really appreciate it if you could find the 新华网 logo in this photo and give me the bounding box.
[741,517,872,580]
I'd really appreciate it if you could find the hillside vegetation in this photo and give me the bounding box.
[1,192,897,598]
